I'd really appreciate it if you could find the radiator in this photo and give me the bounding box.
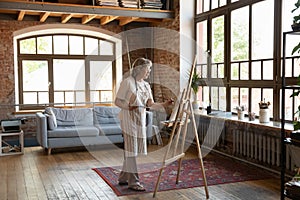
[232,130,281,167]
[195,115,297,173]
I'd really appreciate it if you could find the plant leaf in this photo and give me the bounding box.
[292,42,300,55]
[290,90,300,98]
[294,121,300,131]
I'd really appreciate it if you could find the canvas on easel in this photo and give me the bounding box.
[153,56,209,199]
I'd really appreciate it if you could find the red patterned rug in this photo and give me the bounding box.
[92,154,275,196]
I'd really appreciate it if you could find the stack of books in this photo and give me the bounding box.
[96,0,119,6]
[119,0,139,8]
[141,0,163,9]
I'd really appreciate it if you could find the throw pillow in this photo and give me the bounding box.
[45,107,57,130]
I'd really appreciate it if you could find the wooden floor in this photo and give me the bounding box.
[0,144,281,200]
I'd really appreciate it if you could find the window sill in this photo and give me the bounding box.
[193,109,294,133]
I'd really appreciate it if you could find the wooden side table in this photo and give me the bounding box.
[0,130,24,156]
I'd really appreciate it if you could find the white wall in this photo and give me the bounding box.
[180,0,196,91]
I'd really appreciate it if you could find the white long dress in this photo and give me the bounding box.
[116,76,153,157]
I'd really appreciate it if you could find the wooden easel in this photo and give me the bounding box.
[153,57,209,199]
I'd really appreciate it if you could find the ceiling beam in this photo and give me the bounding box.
[81,14,97,24]
[0,1,174,19]
[18,10,25,21]
[40,12,50,22]
[61,14,73,23]
[119,17,139,26]
[100,16,118,25]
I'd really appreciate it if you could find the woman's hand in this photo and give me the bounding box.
[163,98,174,107]
[128,104,139,111]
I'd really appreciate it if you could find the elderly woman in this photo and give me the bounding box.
[115,58,172,191]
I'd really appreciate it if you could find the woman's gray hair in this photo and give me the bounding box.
[131,58,152,78]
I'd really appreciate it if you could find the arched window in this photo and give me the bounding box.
[14,25,122,110]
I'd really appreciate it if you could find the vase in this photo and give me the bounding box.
[259,108,270,123]
[237,111,245,120]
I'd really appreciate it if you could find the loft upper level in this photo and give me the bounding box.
[0,0,174,25]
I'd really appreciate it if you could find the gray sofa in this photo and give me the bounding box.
[36,106,153,154]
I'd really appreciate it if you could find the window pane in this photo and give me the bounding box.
[251,88,261,114]
[212,16,224,64]
[295,93,300,121]
[211,0,218,10]
[252,0,274,59]
[202,65,208,78]
[220,0,226,7]
[203,86,210,105]
[231,87,239,112]
[90,61,113,102]
[37,36,52,54]
[38,92,49,104]
[23,92,37,104]
[231,63,239,80]
[284,58,293,77]
[218,64,224,78]
[101,91,113,102]
[196,20,207,65]
[262,88,273,117]
[263,60,273,80]
[53,35,68,54]
[22,60,48,104]
[282,0,295,32]
[240,62,249,80]
[280,89,293,121]
[100,40,113,55]
[20,38,36,54]
[219,87,226,111]
[211,87,218,110]
[231,6,249,61]
[251,61,261,80]
[211,64,217,78]
[203,0,209,12]
[85,37,99,55]
[295,59,300,77]
[240,88,249,110]
[69,36,83,55]
[53,59,85,104]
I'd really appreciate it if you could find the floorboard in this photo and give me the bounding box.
[0,145,281,200]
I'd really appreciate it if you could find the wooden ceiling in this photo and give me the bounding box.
[0,0,174,26]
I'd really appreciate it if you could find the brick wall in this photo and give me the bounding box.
[0,0,180,142]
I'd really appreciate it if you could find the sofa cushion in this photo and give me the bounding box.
[48,126,99,138]
[95,124,122,136]
[44,107,57,130]
[93,106,121,124]
[51,107,93,126]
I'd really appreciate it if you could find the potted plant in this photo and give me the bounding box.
[292,0,300,31]
[191,72,201,109]
[235,105,247,120]
[258,99,271,123]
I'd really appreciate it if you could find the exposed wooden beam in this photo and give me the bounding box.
[0,1,174,19]
[100,16,118,25]
[61,14,73,23]
[40,12,50,22]
[81,14,97,24]
[119,17,138,26]
[18,10,25,21]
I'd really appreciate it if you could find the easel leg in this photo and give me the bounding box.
[153,166,164,197]
[176,158,183,184]
[190,106,209,199]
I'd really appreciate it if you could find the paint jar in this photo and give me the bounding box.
[259,108,270,123]
[237,111,245,120]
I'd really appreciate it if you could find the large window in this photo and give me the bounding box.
[17,34,117,109]
[195,0,297,122]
